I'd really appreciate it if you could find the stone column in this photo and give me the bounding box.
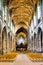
[0,0,3,54]
[38,32,42,52]
[40,0,43,52]
[42,32,43,51]
[41,0,43,52]
[12,36,15,52]
[7,32,10,53]
[33,13,37,52]
[4,5,8,24]
[36,33,40,52]
[41,0,43,22]
[8,33,11,52]
[33,35,35,52]
[10,36,12,52]
[36,34,38,52]
[13,37,16,51]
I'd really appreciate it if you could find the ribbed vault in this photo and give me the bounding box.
[8,0,37,26]
[17,32,27,38]
[6,0,37,38]
[16,27,28,38]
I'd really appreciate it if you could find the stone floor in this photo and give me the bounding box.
[0,53,43,65]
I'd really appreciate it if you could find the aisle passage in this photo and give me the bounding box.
[0,54,43,65]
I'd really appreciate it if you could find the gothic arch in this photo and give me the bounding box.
[2,26,7,54]
[38,27,42,52]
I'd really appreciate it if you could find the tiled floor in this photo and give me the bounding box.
[0,54,43,65]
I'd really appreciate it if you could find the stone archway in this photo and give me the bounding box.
[16,27,28,51]
[38,27,42,52]
[2,27,7,54]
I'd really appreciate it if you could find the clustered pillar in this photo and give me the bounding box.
[28,0,43,53]
[0,0,16,55]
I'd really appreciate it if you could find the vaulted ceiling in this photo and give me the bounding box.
[6,0,38,38]
[9,0,37,26]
